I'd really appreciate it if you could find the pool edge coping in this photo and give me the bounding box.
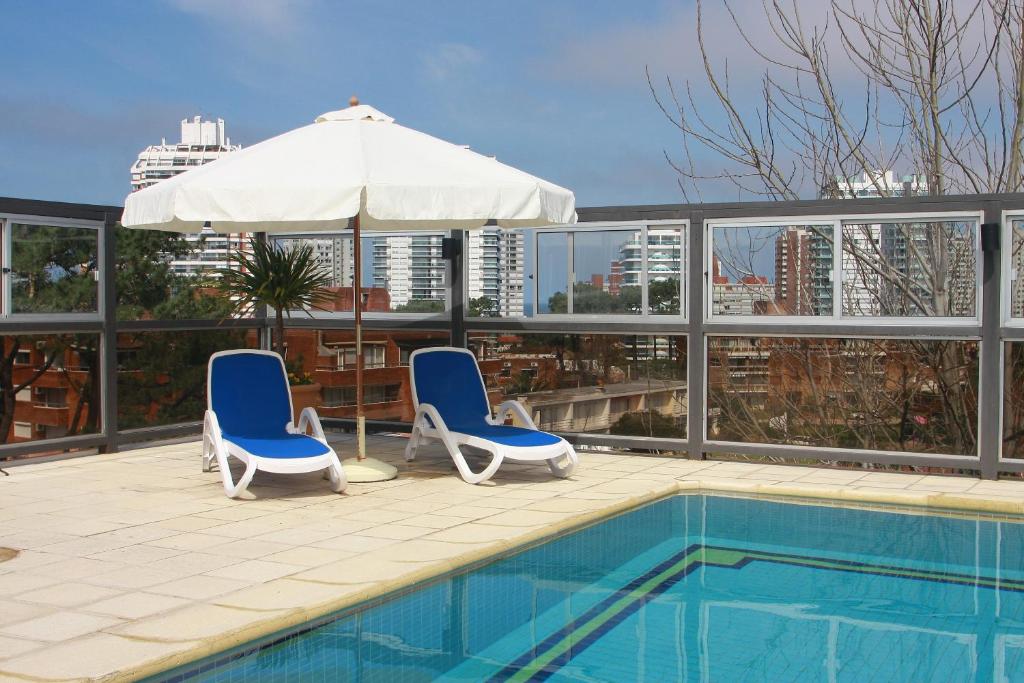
[18,478,1024,683]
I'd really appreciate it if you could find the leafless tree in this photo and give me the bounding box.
[651,0,1016,461]
[650,0,1022,200]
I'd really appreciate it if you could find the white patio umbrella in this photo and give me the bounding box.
[123,98,576,481]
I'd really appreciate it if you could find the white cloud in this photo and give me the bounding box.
[420,43,484,82]
[166,0,312,40]
[537,1,850,90]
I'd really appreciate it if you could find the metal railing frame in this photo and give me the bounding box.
[4,193,1024,479]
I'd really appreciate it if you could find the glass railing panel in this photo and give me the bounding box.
[572,229,643,315]
[11,223,99,314]
[707,336,978,456]
[647,226,685,316]
[536,232,569,314]
[710,224,834,317]
[0,333,101,445]
[1003,341,1024,458]
[1009,219,1024,320]
[840,220,977,318]
[467,332,687,440]
[465,229,528,318]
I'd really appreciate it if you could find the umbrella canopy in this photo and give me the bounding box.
[122,104,576,233]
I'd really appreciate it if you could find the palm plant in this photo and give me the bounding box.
[216,239,334,357]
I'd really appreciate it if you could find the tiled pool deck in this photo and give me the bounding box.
[2,435,1024,682]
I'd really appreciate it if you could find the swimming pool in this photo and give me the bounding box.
[154,495,1024,681]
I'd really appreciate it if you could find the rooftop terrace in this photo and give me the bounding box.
[4,192,1024,679]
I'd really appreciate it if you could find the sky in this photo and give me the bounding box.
[0,0,734,209]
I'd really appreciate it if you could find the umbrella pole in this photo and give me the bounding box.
[343,213,398,482]
[354,213,365,460]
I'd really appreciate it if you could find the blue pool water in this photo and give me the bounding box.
[155,495,1024,682]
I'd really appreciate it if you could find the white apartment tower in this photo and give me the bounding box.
[466,230,525,316]
[372,235,447,309]
[274,235,355,287]
[130,116,246,278]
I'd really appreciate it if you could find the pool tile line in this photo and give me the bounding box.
[489,544,743,683]
[492,543,1024,682]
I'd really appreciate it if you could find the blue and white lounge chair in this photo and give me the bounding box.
[405,347,578,484]
[203,350,346,498]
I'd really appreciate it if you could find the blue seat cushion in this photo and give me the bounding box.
[223,433,330,459]
[449,423,563,448]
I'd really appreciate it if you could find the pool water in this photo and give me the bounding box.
[156,495,1024,682]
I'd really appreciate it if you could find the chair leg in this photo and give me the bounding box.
[326,453,347,493]
[218,450,256,499]
[547,444,578,479]
[449,445,503,485]
[404,426,421,461]
[202,431,214,473]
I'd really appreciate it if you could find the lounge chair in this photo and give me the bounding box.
[405,347,578,484]
[203,350,346,498]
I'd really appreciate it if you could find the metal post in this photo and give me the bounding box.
[448,230,466,348]
[686,212,705,460]
[979,205,1002,479]
[254,232,271,350]
[99,214,118,454]
[353,215,365,459]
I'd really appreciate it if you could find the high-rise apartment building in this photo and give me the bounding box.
[617,228,682,289]
[274,235,355,288]
[466,230,526,316]
[130,116,247,278]
[372,235,447,310]
[826,170,927,199]
[774,228,815,315]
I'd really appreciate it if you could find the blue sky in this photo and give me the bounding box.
[0,0,721,208]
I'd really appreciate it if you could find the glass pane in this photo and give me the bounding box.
[647,226,684,316]
[707,337,978,456]
[285,328,450,421]
[1004,341,1024,458]
[572,230,642,315]
[711,225,833,316]
[536,232,568,314]
[117,329,258,429]
[841,220,977,317]
[465,229,527,318]
[11,223,98,314]
[468,332,686,443]
[367,234,447,314]
[116,227,240,320]
[1011,219,1024,318]
[0,334,101,445]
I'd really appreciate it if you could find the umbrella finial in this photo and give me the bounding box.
[349,95,360,107]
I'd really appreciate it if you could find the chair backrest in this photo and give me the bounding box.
[409,347,490,429]
[208,350,293,437]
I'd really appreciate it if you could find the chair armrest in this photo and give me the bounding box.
[414,403,451,433]
[296,407,327,442]
[492,400,538,430]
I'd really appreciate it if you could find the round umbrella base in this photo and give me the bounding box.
[342,457,398,482]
